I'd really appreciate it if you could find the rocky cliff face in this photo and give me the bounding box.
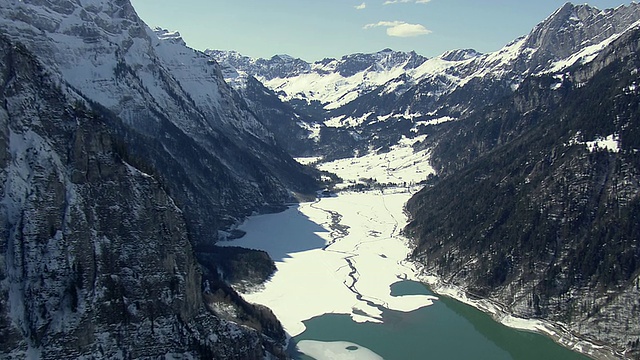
[0,0,318,248]
[0,0,315,357]
[0,35,285,358]
[405,24,640,359]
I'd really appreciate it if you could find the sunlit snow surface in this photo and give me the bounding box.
[219,190,436,337]
[585,134,620,153]
[297,340,383,360]
[316,135,435,187]
[568,132,621,153]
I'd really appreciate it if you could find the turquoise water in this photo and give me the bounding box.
[291,281,590,360]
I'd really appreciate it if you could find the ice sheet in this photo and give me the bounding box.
[219,190,436,337]
[297,340,383,360]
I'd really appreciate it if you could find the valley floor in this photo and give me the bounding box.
[220,189,435,340]
[220,187,621,359]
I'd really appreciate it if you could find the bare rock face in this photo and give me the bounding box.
[0,0,319,250]
[0,35,284,359]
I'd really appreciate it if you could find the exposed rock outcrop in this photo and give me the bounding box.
[0,35,286,358]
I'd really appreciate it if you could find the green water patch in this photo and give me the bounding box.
[292,281,590,360]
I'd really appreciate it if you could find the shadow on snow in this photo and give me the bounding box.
[218,205,329,262]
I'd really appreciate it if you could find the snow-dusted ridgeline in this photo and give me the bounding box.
[212,3,640,132]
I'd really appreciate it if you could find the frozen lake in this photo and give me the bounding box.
[220,190,589,360]
[292,280,589,360]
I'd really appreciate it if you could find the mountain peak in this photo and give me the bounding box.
[546,2,600,22]
[0,0,149,54]
[440,48,482,62]
[271,54,297,62]
[154,27,186,45]
[523,2,640,61]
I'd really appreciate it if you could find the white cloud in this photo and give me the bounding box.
[383,0,431,4]
[363,21,432,37]
[363,21,404,29]
[355,2,366,10]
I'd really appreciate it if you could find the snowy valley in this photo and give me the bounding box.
[214,3,640,359]
[0,0,640,359]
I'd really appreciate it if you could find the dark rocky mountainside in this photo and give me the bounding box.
[405,24,640,359]
[0,35,285,358]
[218,69,321,157]
[0,0,321,358]
[0,0,319,248]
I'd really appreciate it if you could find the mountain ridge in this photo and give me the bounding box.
[0,33,287,358]
[208,3,640,168]
[0,0,318,357]
[404,12,640,360]
[0,0,319,244]
[208,48,430,111]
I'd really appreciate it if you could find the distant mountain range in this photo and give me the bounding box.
[211,3,640,160]
[209,48,429,110]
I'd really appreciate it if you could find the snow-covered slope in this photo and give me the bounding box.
[0,33,285,359]
[209,48,429,111]
[0,0,270,142]
[212,3,640,135]
[335,2,640,124]
[204,3,640,168]
[0,0,318,243]
[0,1,317,357]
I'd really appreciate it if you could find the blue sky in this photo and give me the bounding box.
[130,0,634,61]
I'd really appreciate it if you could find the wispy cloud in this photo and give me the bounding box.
[363,21,432,37]
[355,2,366,10]
[383,0,431,4]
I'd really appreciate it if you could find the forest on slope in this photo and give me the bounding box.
[406,25,640,358]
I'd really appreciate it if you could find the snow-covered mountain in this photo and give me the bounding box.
[0,1,264,140]
[212,3,640,159]
[0,0,316,357]
[0,33,286,359]
[209,48,429,111]
[216,4,640,357]
[2,0,640,358]
[0,0,318,240]
[331,2,640,126]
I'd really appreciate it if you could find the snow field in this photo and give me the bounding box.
[317,135,435,187]
[296,340,383,360]
[219,191,436,338]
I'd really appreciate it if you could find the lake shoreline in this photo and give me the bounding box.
[415,270,625,360]
[223,188,614,359]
